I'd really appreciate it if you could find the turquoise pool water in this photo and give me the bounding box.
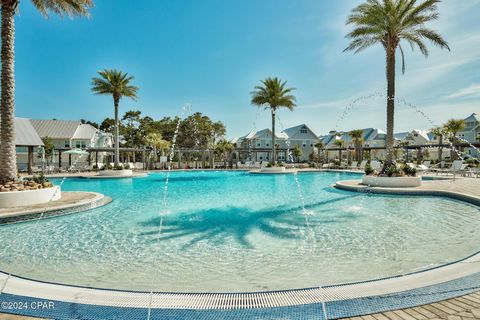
[0,171,479,292]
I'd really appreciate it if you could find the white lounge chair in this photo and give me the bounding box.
[416,164,430,173]
[434,160,466,176]
[358,160,368,170]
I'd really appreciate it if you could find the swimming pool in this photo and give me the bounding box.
[0,171,478,293]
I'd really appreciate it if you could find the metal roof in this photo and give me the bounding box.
[30,119,80,139]
[72,123,98,140]
[14,118,44,146]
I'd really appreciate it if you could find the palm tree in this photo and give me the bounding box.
[334,139,345,162]
[292,145,302,163]
[214,140,234,168]
[0,0,92,182]
[344,0,449,170]
[430,126,444,165]
[251,77,296,164]
[91,69,138,167]
[314,141,324,164]
[145,132,170,164]
[348,129,364,162]
[443,119,465,160]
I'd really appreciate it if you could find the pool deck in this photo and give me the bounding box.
[0,191,111,224]
[334,176,480,204]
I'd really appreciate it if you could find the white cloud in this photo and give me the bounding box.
[444,84,480,99]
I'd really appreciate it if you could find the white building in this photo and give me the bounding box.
[321,128,387,160]
[458,113,480,157]
[233,124,320,162]
[14,119,113,171]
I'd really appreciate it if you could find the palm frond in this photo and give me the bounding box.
[250,77,296,111]
[91,69,139,101]
[344,0,449,72]
[30,0,93,17]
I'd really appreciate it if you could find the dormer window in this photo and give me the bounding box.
[300,127,308,134]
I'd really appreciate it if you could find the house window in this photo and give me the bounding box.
[75,141,87,148]
[256,143,261,147]
[64,140,70,148]
[300,127,308,134]
[266,143,270,147]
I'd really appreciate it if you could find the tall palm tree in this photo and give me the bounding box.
[251,77,296,164]
[348,129,364,162]
[0,0,92,182]
[91,69,138,167]
[443,119,465,160]
[344,0,449,170]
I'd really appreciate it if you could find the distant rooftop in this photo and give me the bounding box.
[30,119,81,139]
[14,118,44,146]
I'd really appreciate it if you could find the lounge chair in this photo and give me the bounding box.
[465,167,480,178]
[416,164,430,173]
[422,161,431,168]
[358,160,368,170]
[434,160,466,176]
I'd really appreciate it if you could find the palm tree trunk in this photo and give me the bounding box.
[271,109,276,164]
[0,3,17,182]
[385,48,396,167]
[114,99,120,167]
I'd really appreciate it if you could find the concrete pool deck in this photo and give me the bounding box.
[334,177,480,204]
[0,191,111,224]
[0,174,479,319]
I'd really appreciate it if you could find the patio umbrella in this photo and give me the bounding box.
[64,149,89,155]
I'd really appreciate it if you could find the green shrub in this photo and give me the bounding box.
[466,158,479,166]
[277,162,285,167]
[385,164,400,177]
[124,163,131,169]
[30,173,49,184]
[266,162,273,168]
[114,164,124,170]
[364,163,374,175]
[402,164,417,176]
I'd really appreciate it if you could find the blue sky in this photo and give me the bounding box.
[14,0,480,138]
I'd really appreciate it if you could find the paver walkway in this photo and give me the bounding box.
[343,291,480,320]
